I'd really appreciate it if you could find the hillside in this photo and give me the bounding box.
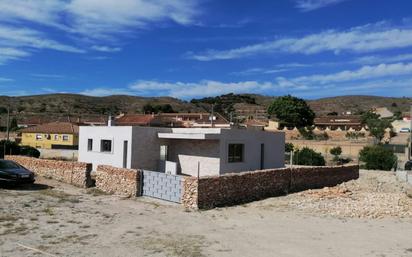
[0,93,202,116]
[0,94,411,124]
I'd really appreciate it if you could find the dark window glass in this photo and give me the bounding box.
[100,140,112,152]
[0,160,21,169]
[87,139,93,151]
[228,144,244,163]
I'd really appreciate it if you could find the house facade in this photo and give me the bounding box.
[78,126,285,176]
[20,122,79,149]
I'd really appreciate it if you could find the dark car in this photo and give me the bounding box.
[0,160,35,185]
[405,160,412,171]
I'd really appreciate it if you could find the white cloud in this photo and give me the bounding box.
[0,47,30,64]
[31,73,65,79]
[0,25,84,52]
[294,0,348,12]
[80,87,132,96]
[0,0,200,64]
[66,0,199,39]
[188,22,412,61]
[123,63,412,98]
[354,53,412,65]
[0,76,13,82]
[0,0,200,39]
[0,0,64,27]
[91,45,122,52]
[129,80,275,98]
[289,62,412,84]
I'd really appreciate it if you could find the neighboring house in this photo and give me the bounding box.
[373,107,394,119]
[241,119,268,130]
[314,116,362,130]
[20,122,80,149]
[392,120,411,133]
[115,112,230,128]
[78,126,285,176]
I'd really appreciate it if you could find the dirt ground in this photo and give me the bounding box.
[1,170,412,257]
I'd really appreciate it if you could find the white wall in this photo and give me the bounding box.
[78,126,133,170]
[219,129,285,174]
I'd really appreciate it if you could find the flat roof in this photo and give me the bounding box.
[158,132,221,140]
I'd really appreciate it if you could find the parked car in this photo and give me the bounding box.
[0,160,35,185]
[405,160,412,171]
[399,128,411,133]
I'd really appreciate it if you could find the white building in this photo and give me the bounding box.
[78,126,285,176]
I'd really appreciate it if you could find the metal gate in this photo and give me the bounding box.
[141,170,184,203]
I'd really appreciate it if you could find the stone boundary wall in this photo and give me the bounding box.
[5,155,92,188]
[290,165,359,192]
[96,165,140,197]
[183,165,359,209]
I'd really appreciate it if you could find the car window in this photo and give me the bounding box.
[0,160,21,169]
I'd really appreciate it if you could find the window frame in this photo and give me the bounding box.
[228,143,244,163]
[100,139,112,153]
[87,139,93,151]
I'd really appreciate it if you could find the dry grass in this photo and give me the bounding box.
[141,233,207,257]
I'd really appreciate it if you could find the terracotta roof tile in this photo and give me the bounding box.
[20,122,79,134]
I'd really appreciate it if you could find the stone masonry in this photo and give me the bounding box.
[5,155,92,188]
[182,165,359,209]
[96,165,140,197]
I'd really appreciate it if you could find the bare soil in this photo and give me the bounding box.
[1,170,411,257]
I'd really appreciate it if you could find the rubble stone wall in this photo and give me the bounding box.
[183,165,359,209]
[5,155,92,188]
[197,168,291,209]
[96,165,140,197]
[290,165,359,192]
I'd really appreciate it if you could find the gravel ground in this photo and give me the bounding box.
[253,169,412,219]
[0,170,411,257]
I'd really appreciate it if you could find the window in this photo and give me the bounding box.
[35,134,42,140]
[87,139,93,151]
[54,135,59,140]
[160,145,168,161]
[228,144,244,163]
[62,135,69,141]
[100,140,112,152]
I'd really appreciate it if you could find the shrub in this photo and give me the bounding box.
[330,146,342,157]
[345,132,365,139]
[359,145,397,171]
[285,143,294,153]
[293,147,326,166]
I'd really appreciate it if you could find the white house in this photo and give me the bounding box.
[78,126,285,176]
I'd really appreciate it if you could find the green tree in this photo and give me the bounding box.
[359,145,397,171]
[267,95,315,128]
[330,146,342,157]
[285,143,294,152]
[361,110,392,142]
[293,147,325,166]
[367,118,392,142]
[360,111,380,124]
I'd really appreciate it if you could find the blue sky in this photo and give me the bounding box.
[1,0,412,99]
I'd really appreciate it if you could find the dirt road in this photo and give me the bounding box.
[1,170,411,257]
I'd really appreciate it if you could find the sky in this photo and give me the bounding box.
[1,0,412,100]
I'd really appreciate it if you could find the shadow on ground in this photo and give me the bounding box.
[0,182,52,191]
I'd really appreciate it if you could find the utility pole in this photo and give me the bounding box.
[410,105,412,160]
[6,105,10,142]
[210,104,214,128]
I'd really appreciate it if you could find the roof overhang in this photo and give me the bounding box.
[158,132,221,140]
